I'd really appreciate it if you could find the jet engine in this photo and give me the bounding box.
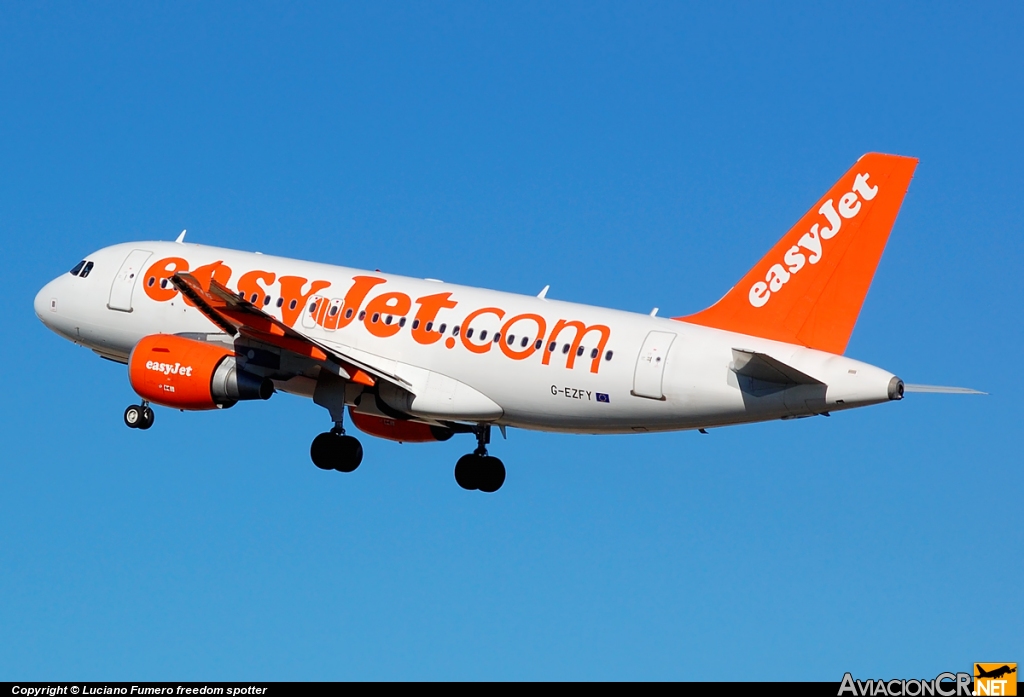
[128,334,274,410]
[348,407,453,443]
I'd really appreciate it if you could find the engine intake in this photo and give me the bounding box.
[129,334,274,410]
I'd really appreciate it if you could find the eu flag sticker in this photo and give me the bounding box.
[596,393,610,403]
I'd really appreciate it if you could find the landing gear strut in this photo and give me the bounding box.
[124,402,154,430]
[310,414,363,473]
[454,425,506,493]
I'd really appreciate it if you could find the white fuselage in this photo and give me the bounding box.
[34,241,901,434]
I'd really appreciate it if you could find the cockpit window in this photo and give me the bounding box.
[79,261,94,278]
[69,261,86,276]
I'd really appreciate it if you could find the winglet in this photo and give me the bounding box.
[678,153,918,355]
[175,229,187,244]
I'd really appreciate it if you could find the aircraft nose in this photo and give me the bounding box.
[34,278,60,324]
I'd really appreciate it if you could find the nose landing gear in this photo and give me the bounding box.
[454,425,506,493]
[124,402,154,430]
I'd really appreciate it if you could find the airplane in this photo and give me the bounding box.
[33,152,981,493]
[976,665,1016,680]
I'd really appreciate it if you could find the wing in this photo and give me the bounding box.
[170,272,410,389]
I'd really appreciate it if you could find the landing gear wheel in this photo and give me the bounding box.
[333,435,363,472]
[124,405,143,429]
[454,453,506,492]
[454,454,479,490]
[454,425,506,492]
[310,434,335,470]
[310,432,363,472]
[477,456,506,493]
[138,406,155,430]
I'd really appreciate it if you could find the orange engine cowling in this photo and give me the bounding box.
[128,334,274,410]
[348,407,453,443]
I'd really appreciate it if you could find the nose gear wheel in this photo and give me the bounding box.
[124,403,154,430]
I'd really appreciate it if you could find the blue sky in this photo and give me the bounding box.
[1,1,1020,680]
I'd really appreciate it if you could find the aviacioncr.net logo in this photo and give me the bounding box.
[974,664,1017,696]
[838,672,972,697]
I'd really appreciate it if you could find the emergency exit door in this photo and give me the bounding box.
[632,331,676,400]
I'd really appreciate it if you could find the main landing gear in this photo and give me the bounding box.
[454,425,506,493]
[310,418,363,473]
[124,402,154,430]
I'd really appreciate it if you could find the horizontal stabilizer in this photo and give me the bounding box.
[904,384,986,395]
[731,349,823,386]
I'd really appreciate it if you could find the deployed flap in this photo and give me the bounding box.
[170,272,408,388]
[731,349,823,386]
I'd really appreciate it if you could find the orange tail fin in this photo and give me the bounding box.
[678,153,918,355]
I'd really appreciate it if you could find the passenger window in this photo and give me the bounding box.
[562,344,570,354]
[276,298,284,308]
[399,317,406,327]
[590,348,599,359]
[605,350,613,361]
[263,296,271,306]
[465,328,473,338]
[69,261,86,276]
[385,315,393,325]
[507,334,515,345]
[147,276,156,287]
[522,337,530,348]
[329,305,339,317]
[79,261,94,278]
[372,313,380,323]
[425,322,433,332]
[548,342,556,352]
[308,302,317,313]
[577,346,585,357]
[479,330,488,341]
[493,333,501,343]
[453,325,460,336]
[534,339,543,350]
[438,323,447,334]
[412,319,420,329]
[359,311,366,320]
[345,308,353,319]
